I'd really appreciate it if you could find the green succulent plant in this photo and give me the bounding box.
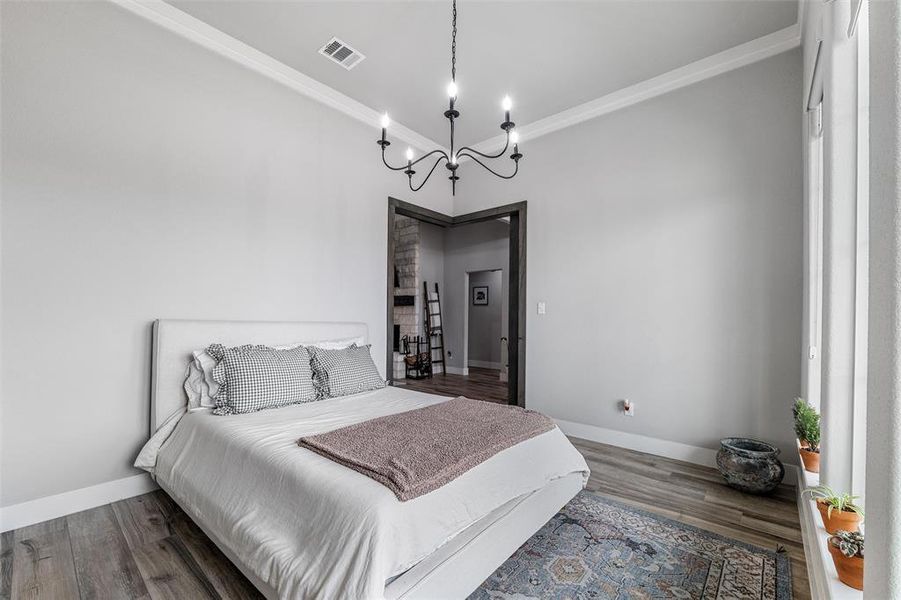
[830,530,864,558]
[803,485,865,519]
[794,401,821,452]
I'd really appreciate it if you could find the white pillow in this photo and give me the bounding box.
[183,336,365,410]
[183,349,222,411]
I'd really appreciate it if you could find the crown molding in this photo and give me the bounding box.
[111,0,447,154]
[113,0,797,162]
[467,24,801,155]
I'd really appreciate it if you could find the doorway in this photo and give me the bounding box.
[465,269,507,384]
[386,197,527,407]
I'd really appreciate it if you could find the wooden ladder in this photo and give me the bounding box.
[423,281,447,376]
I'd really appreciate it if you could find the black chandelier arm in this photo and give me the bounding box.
[456,151,520,179]
[382,147,449,172]
[409,157,447,192]
[456,134,510,160]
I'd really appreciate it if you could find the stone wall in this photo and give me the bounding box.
[393,216,421,344]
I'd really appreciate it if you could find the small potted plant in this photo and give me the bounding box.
[795,403,821,473]
[792,397,809,446]
[828,530,864,590]
[803,485,864,533]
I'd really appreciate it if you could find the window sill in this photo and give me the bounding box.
[796,447,863,600]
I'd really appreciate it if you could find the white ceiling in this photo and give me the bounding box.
[171,0,798,147]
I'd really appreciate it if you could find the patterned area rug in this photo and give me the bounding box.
[470,491,792,600]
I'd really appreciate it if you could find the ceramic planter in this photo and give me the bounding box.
[799,447,820,473]
[817,500,862,534]
[716,438,785,494]
[828,542,864,590]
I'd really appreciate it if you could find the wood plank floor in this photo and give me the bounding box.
[1,438,808,600]
[396,367,509,404]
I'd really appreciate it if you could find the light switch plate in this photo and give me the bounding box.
[537,302,546,315]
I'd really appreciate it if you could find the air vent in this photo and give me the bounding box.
[319,37,365,70]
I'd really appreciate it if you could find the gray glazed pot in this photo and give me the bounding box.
[716,437,785,494]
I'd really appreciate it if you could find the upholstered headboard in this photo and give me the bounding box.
[150,319,369,435]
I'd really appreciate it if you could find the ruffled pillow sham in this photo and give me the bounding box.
[207,343,317,415]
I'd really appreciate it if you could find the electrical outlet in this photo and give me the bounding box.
[447,350,453,358]
[622,399,635,417]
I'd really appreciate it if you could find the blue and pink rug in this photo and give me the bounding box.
[471,491,792,599]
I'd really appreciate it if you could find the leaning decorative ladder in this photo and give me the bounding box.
[423,282,447,375]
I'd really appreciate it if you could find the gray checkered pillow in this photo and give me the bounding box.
[208,344,317,415]
[309,344,386,398]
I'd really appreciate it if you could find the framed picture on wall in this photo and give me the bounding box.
[472,286,489,305]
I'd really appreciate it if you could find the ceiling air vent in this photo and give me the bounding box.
[319,37,365,70]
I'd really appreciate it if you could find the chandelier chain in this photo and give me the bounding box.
[451,0,457,82]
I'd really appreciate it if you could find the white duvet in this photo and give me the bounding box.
[137,386,589,599]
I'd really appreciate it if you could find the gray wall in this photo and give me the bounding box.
[468,270,504,366]
[0,2,448,506]
[419,222,445,306]
[442,221,510,371]
[454,50,803,460]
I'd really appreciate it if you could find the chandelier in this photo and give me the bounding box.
[377,0,522,195]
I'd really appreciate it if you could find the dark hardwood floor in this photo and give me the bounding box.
[397,366,509,404]
[1,438,808,600]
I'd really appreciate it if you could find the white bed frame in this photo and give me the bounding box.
[150,319,583,599]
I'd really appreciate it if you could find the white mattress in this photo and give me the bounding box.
[141,386,590,599]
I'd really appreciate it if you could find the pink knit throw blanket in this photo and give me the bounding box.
[297,396,556,501]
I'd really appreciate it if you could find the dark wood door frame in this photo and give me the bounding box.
[387,197,527,407]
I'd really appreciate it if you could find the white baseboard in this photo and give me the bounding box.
[467,360,502,370]
[445,366,469,376]
[1,474,158,532]
[555,419,720,467]
[558,418,803,486]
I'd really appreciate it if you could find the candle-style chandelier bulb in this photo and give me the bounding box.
[510,130,519,144]
[405,147,414,161]
[502,96,512,111]
[446,81,458,98]
[380,113,390,129]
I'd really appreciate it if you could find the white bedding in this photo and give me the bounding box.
[138,386,589,599]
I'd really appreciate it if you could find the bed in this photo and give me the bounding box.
[137,319,589,599]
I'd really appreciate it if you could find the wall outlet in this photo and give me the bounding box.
[622,399,635,417]
[537,301,547,315]
[447,350,453,358]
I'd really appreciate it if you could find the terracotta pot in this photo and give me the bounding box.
[817,500,862,534]
[799,447,820,473]
[828,542,864,590]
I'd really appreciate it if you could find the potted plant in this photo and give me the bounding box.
[828,530,864,590]
[803,485,864,533]
[795,403,821,473]
[792,397,809,446]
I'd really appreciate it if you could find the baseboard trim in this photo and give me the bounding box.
[1,474,158,532]
[445,366,469,376]
[467,360,502,370]
[557,419,801,488]
[555,419,720,467]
